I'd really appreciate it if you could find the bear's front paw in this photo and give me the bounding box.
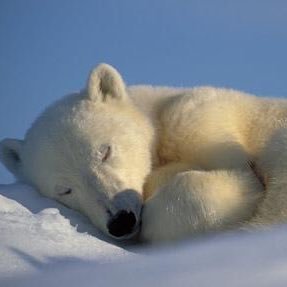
[141,172,209,243]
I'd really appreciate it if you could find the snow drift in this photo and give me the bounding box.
[1,183,287,287]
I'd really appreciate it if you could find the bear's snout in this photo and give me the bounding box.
[106,189,142,239]
[107,210,137,238]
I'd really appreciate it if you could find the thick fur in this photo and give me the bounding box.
[1,64,287,243]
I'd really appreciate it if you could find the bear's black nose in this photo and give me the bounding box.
[107,210,137,238]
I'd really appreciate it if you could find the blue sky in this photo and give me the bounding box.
[1,0,287,182]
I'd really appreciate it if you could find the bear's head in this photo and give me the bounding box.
[0,64,154,240]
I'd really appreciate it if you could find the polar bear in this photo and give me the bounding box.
[1,64,287,243]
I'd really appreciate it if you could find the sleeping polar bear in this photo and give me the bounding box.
[1,63,287,243]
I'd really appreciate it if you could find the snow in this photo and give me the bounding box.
[0,184,135,279]
[1,183,287,286]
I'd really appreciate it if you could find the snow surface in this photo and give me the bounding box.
[0,184,135,278]
[1,183,287,287]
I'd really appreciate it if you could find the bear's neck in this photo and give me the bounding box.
[127,85,190,167]
[128,85,185,120]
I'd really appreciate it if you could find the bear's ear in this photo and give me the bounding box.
[87,63,128,102]
[0,138,23,177]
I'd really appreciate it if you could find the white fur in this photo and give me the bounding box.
[1,64,287,243]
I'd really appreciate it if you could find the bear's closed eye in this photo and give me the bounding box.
[59,188,72,196]
[55,185,73,196]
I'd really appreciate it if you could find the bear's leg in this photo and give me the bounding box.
[247,127,287,227]
[143,162,195,200]
[141,167,263,243]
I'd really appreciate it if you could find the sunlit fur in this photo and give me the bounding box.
[2,64,287,243]
[132,86,287,242]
